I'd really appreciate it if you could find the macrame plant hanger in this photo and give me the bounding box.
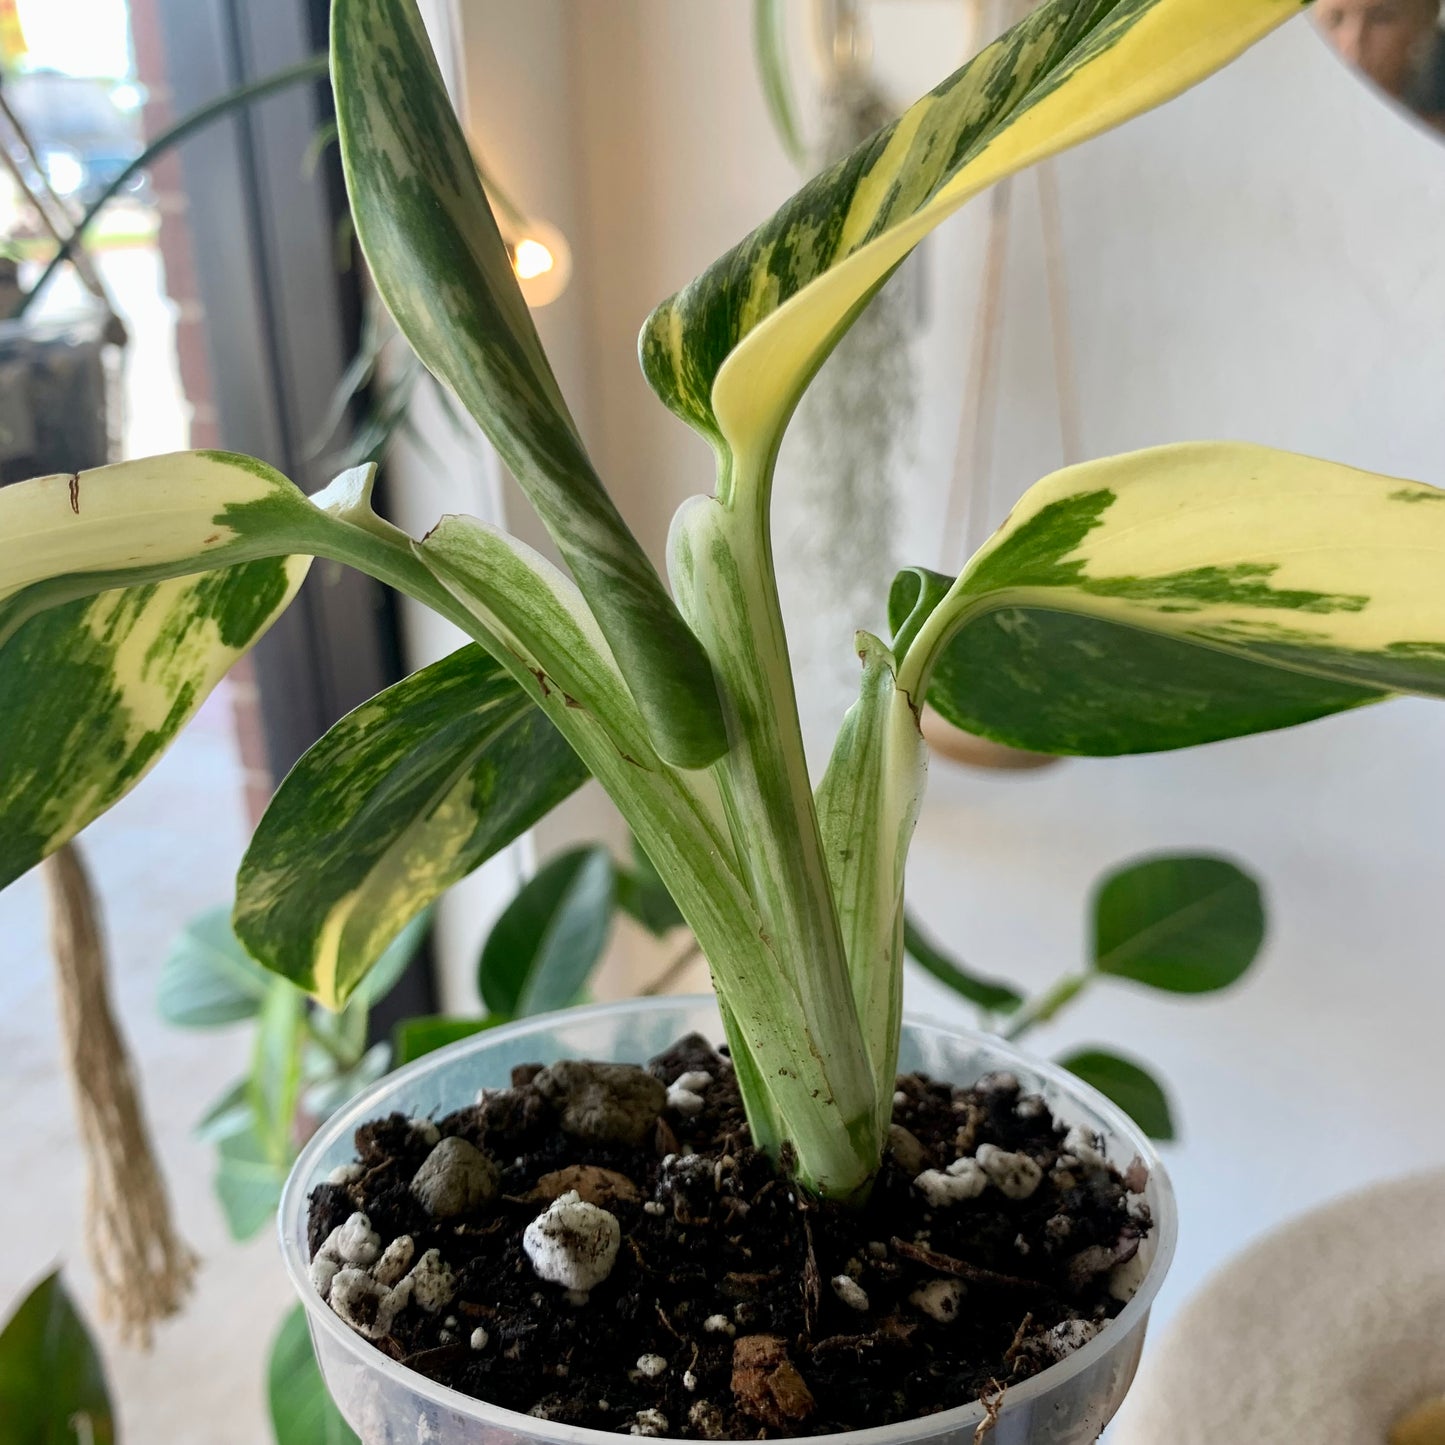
[927,0,1082,770]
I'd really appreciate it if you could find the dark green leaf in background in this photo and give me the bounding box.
[1058,1047,1176,1142]
[903,914,1024,1014]
[1093,854,1264,994]
[478,847,615,1018]
[268,1304,359,1445]
[614,836,685,938]
[393,1015,504,1067]
[0,1271,114,1445]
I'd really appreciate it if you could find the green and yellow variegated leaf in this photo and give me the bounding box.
[234,644,588,1010]
[891,442,1445,755]
[642,0,1303,472]
[0,455,313,888]
[0,451,318,639]
[331,0,727,769]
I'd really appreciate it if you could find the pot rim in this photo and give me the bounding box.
[280,993,1177,1445]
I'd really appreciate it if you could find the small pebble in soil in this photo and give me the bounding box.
[534,1061,666,1146]
[411,1136,500,1219]
[471,1327,489,1350]
[522,1189,621,1291]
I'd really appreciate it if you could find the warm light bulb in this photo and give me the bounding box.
[511,237,555,281]
[505,219,571,307]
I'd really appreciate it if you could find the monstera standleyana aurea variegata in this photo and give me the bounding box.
[2,0,1441,1199]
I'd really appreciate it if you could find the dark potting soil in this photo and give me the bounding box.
[307,1034,1152,1439]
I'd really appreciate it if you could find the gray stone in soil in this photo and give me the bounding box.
[410,1136,500,1219]
[533,1060,666,1146]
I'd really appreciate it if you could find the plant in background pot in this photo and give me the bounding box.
[5,0,1445,1436]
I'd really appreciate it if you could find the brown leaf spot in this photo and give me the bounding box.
[68,473,80,514]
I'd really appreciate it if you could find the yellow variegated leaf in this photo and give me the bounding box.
[0,453,315,889]
[235,645,588,1010]
[642,0,1305,474]
[893,442,1445,754]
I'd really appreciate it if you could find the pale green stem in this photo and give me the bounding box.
[688,446,882,1195]
[1002,972,1091,1043]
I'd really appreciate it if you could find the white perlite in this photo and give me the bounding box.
[327,1162,364,1186]
[914,1157,988,1207]
[910,1278,966,1323]
[976,1144,1044,1200]
[373,1234,415,1288]
[1109,1247,1150,1303]
[831,1275,870,1311]
[630,1409,669,1436]
[702,1313,735,1336]
[410,1136,499,1219]
[309,1254,342,1301]
[635,1353,667,1378]
[471,1327,490,1351]
[329,1268,410,1340]
[522,1190,621,1291]
[1062,1124,1107,1168]
[405,1248,456,1313]
[328,1212,381,1267]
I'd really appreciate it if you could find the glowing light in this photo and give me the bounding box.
[511,237,555,281]
[503,219,571,307]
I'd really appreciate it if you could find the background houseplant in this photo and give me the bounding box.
[2,0,1445,1421]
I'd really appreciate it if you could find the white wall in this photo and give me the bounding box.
[431,2,1445,1326]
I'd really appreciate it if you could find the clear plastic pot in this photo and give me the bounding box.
[281,996,1176,1445]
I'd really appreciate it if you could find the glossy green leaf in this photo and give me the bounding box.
[0,1271,114,1445]
[234,644,588,1010]
[1093,853,1264,993]
[614,836,685,938]
[643,0,1301,468]
[1058,1047,1176,1141]
[268,1304,360,1445]
[478,846,615,1018]
[903,914,1025,1014]
[157,905,274,1028]
[393,1014,504,1066]
[330,0,725,768]
[215,1123,289,1241]
[892,445,1445,755]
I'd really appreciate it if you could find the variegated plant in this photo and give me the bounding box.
[4,0,1442,1199]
